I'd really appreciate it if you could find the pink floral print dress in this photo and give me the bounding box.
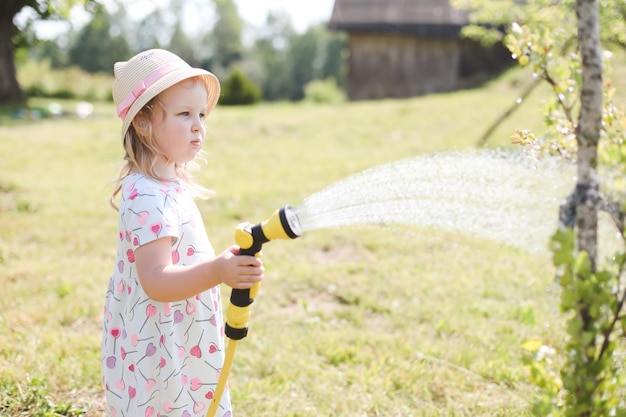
[102,173,231,417]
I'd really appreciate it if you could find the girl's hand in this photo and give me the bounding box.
[134,239,264,302]
[215,245,265,289]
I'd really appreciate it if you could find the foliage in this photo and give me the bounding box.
[303,77,346,104]
[1,0,100,102]
[11,0,98,48]
[453,0,626,415]
[250,11,297,101]
[168,22,196,66]
[17,59,112,101]
[27,39,69,68]
[320,31,348,89]
[219,66,262,105]
[286,26,322,101]
[211,0,245,72]
[522,228,626,417]
[68,3,131,74]
[249,20,347,102]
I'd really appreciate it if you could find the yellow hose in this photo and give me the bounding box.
[206,339,238,417]
[207,283,259,417]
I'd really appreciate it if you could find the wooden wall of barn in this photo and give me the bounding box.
[345,33,513,100]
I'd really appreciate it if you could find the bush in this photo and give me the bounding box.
[303,77,346,104]
[219,67,262,106]
[17,60,113,102]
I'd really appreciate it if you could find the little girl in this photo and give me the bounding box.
[103,49,264,417]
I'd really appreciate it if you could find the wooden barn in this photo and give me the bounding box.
[328,0,514,100]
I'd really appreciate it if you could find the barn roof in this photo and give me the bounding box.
[328,0,470,37]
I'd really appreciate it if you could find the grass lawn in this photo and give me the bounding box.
[0,63,617,416]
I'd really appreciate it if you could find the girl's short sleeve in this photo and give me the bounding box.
[121,183,180,249]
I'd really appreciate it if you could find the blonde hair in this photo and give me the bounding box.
[110,76,214,211]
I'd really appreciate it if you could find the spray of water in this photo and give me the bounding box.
[295,148,575,253]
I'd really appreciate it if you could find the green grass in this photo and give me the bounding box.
[0,64,619,416]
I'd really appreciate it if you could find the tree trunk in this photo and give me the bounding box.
[576,0,602,269]
[573,1,602,415]
[0,0,27,104]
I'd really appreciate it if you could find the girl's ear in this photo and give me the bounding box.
[132,107,152,137]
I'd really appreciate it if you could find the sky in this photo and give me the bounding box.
[234,0,335,32]
[31,0,336,40]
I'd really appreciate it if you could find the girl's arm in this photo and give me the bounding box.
[134,236,264,302]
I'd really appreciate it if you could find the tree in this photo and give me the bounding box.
[165,0,197,66]
[134,9,165,52]
[29,39,68,68]
[68,3,130,74]
[211,0,244,72]
[288,25,328,101]
[250,16,346,102]
[559,1,604,413]
[285,24,346,101]
[251,10,296,101]
[320,29,347,90]
[168,22,197,67]
[453,0,626,415]
[0,0,97,103]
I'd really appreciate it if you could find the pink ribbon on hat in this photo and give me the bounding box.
[116,61,188,119]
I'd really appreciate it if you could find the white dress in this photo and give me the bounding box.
[102,173,231,417]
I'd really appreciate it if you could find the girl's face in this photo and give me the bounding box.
[152,78,208,177]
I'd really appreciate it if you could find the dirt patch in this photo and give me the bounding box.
[311,243,377,265]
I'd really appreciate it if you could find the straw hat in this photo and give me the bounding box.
[112,49,220,139]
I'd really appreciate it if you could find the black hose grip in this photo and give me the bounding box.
[225,289,253,340]
[230,288,253,307]
[238,224,269,257]
[225,323,248,340]
[224,222,269,342]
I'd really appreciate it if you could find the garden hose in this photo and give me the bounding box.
[207,206,302,417]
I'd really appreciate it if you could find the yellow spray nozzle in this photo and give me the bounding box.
[261,205,302,241]
[234,205,302,257]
